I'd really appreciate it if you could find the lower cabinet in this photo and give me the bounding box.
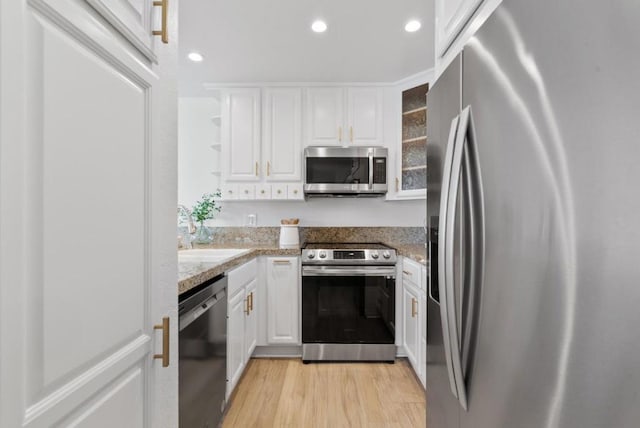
[226,259,258,398]
[403,281,421,369]
[266,257,300,344]
[402,257,427,388]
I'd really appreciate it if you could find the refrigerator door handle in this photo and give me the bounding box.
[438,115,462,401]
[445,105,484,412]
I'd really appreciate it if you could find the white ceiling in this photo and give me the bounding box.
[178,0,435,95]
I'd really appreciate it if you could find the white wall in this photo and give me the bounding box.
[178,97,222,207]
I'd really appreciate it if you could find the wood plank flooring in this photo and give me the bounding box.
[222,358,426,428]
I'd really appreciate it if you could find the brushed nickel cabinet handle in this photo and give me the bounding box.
[396,177,400,192]
[255,161,259,176]
[249,292,254,311]
[411,298,417,318]
[273,260,292,265]
[152,0,169,44]
[244,298,250,315]
[267,161,271,176]
[153,317,170,367]
[338,126,343,142]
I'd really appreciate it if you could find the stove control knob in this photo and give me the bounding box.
[371,251,379,259]
[319,251,327,259]
[307,252,315,259]
[382,250,391,259]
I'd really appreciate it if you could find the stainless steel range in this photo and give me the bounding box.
[301,243,397,362]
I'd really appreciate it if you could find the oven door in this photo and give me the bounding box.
[302,265,396,344]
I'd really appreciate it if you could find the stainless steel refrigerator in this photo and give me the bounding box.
[426,1,640,427]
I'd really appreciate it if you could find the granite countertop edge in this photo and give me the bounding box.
[178,242,427,295]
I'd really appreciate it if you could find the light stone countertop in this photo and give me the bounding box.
[178,241,428,296]
[178,243,300,295]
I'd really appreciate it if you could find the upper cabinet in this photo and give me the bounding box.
[221,88,261,181]
[399,84,428,194]
[263,88,303,181]
[435,0,502,74]
[306,87,383,146]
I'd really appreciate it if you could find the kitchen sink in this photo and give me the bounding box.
[178,248,251,263]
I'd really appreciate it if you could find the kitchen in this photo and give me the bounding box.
[1,1,640,428]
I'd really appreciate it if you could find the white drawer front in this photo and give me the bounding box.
[228,258,258,296]
[287,183,304,200]
[402,258,422,289]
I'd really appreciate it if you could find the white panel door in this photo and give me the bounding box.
[266,258,300,344]
[244,278,258,360]
[221,88,261,181]
[86,0,157,61]
[227,289,246,398]
[346,87,383,145]
[436,0,485,57]
[403,285,420,369]
[306,87,344,146]
[0,0,177,426]
[264,88,302,181]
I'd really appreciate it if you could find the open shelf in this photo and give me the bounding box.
[402,136,427,144]
[402,106,427,116]
[402,165,426,172]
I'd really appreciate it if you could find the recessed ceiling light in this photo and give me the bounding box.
[405,20,422,33]
[311,20,327,33]
[187,52,203,62]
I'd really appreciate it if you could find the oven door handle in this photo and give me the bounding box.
[302,266,396,277]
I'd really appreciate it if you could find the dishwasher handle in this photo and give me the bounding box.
[179,289,226,331]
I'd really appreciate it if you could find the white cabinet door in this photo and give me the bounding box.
[0,0,177,426]
[245,278,258,360]
[86,0,158,61]
[403,285,420,369]
[306,88,344,146]
[436,0,485,57]
[222,88,261,181]
[227,289,247,397]
[346,88,383,145]
[264,88,302,181]
[266,257,300,344]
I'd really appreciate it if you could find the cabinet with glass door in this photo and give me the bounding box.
[395,83,428,199]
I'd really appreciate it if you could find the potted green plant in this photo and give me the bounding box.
[191,190,222,244]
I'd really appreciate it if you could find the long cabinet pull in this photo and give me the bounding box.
[273,260,292,265]
[350,126,354,143]
[411,298,417,318]
[153,317,170,367]
[402,270,412,276]
[396,177,400,192]
[151,0,169,44]
[267,161,270,176]
[244,297,250,315]
[338,126,343,142]
[249,292,254,312]
[438,115,462,403]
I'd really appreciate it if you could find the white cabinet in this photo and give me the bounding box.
[226,259,258,398]
[403,282,421,369]
[266,257,300,344]
[220,87,305,200]
[435,0,501,73]
[221,88,261,181]
[306,88,344,145]
[263,88,303,181]
[227,288,247,393]
[306,87,383,146]
[346,88,384,145]
[402,257,427,386]
[245,278,258,360]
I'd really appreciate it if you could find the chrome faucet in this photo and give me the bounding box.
[177,205,196,249]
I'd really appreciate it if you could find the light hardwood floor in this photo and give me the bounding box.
[222,358,426,428]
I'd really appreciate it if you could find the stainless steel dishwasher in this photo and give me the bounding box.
[179,274,227,428]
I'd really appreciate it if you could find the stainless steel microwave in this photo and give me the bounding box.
[304,146,388,197]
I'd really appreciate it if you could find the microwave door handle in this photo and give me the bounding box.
[368,152,374,190]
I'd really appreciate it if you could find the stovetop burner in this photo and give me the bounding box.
[301,242,397,265]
